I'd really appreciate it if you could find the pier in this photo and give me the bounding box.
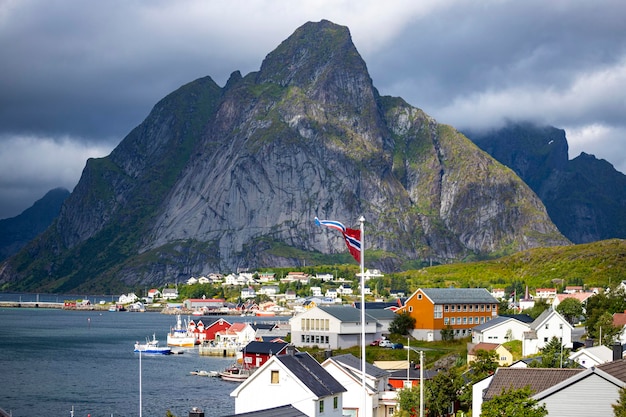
[0,301,64,309]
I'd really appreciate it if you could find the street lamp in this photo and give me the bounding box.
[404,345,425,417]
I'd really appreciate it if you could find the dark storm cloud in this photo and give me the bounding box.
[0,0,625,219]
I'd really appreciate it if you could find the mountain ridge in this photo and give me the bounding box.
[0,20,569,293]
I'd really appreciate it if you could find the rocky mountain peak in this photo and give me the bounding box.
[0,21,570,293]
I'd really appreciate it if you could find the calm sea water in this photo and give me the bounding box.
[0,307,256,417]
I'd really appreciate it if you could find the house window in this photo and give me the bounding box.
[463,317,467,324]
[469,305,473,312]
[545,324,549,329]
[559,323,563,330]
[544,337,549,342]
[271,370,279,384]
[444,317,449,325]
[409,306,413,312]
[480,305,485,312]
[325,319,330,331]
[418,294,422,300]
[444,305,449,312]
[481,317,485,323]
[462,305,467,311]
[486,305,491,311]
[434,305,443,319]
[475,304,479,311]
[469,317,473,324]
[450,305,455,312]
[388,406,395,415]
[457,305,461,311]
[334,397,338,409]
[475,316,479,324]
[319,399,324,413]
[450,317,455,325]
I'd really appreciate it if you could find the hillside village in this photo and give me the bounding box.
[109,269,626,417]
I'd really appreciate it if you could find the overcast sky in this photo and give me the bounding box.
[1,0,625,219]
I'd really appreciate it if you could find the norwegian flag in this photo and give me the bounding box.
[315,217,361,263]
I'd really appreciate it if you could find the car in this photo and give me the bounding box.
[369,339,381,346]
[391,343,404,349]
[379,339,393,348]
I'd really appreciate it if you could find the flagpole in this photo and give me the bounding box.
[359,215,366,417]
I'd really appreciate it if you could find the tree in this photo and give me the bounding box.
[469,349,499,379]
[530,336,572,368]
[397,385,421,417]
[593,311,622,346]
[482,387,547,417]
[613,386,626,417]
[440,324,454,342]
[556,297,583,324]
[389,311,416,335]
[426,368,463,417]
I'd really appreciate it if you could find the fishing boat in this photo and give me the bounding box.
[134,334,172,355]
[166,315,197,347]
[218,363,254,382]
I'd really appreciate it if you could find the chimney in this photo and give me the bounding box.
[189,407,204,417]
[613,343,623,361]
[286,344,296,356]
[585,339,594,348]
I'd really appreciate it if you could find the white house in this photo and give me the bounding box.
[522,308,573,356]
[322,353,397,417]
[161,288,178,300]
[325,288,339,299]
[471,316,531,344]
[290,306,380,349]
[310,286,323,297]
[215,322,256,347]
[476,363,626,417]
[230,350,346,417]
[490,288,505,299]
[259,285,279,297]
[241,287,256,299]
[118,293,138,304]
[186,277,198,285]
[569,345,614,368]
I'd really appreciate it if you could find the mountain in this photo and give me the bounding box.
[0,188,70,262]
[464,122,626,243]
[0,20,569,293]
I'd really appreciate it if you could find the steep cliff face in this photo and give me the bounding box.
[0,20,569,292]
[466,122,626,243]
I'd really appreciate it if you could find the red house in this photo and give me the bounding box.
[241,341,292,369]
[190,317,231,343]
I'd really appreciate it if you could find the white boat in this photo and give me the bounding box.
[134,334,171,355]
[218,364,254,382]
[166,315,197,347]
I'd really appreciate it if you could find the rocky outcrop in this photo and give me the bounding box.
[0,20,569,292]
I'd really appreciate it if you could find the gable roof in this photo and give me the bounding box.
[533,365,626,401]
[418,288,498,304]
[277,352,346,397]
[472,315,529,332]
[328,353,390,379]
[530,308,573,331]
[499,313,535,323]
[469,343,500,354]
[243,341,289,355]
[317,305,377,322]
[221,404,308,417]
[483,368,583,400]
[569,345,613,364]
[598,359,626,382]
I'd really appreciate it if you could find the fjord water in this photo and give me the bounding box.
[0,308,239,417]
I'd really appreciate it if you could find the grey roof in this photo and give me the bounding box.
[221,404,307,417]
[472,316,517,332]
[318,305,378,323]
[598,359,626,383]
[483,368,582,400]
[243,341,289,355]
[388,367,438,380]
[277,352,346,397]
[363,309,397,321]
[421,288,498,304]
[330,353,390,379]
[499,314,534,323]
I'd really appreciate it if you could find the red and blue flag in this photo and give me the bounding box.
[315,217,361,263]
